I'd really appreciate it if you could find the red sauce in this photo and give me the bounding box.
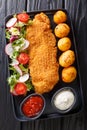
[22,95,44,117]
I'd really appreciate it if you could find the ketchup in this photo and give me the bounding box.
[22,95,44,117]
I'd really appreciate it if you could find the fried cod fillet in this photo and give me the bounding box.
[26,12,59,94]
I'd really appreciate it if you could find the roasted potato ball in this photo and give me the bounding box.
[58,37,71,51]
[54,23,70,38]
[59,50,75,67]
[53,10,67,24]
[62,66,77,83]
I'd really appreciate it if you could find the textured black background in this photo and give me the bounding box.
[0,0,87,130]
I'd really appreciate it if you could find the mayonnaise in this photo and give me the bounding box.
[54,89,75,111]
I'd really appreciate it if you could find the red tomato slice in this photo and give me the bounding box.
[17,53,29,65]
[14,83,27,95]
[17,13,29,23]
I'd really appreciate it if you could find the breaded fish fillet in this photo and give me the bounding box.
[26,12,59,94]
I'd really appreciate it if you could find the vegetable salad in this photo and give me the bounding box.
[5,12,33,96]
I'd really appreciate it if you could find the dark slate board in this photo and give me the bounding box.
[0,0,87,130]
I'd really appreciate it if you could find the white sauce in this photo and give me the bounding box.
[54,90,75,111]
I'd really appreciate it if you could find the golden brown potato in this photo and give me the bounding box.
[58,37,71,51]
[53,10,67,24]
[62,66,77,83]
[54,23,70,38]
[59,50,75,67]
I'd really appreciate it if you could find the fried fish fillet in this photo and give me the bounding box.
[26,12,59,94]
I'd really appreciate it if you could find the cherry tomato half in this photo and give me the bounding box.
[17,53,29,65]
[14,83,27,95]
[17,13,29,23]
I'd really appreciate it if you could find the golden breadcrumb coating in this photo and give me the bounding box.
[26,12,59,94]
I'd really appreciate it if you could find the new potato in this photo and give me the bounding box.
[54,23,70,38]
[62,66,77,83]
[58,37,71,51]
[59,50,75,67]
[53,10,67,24]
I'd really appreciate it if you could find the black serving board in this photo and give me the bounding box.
[5,9,84,121]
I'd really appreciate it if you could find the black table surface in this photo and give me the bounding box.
[0,0,87,130]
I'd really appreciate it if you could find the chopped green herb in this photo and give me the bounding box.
[20,26,26,38]
[11,51,19,59]
[8,74,20,90]
[13,14,17,18]
[5,30,11,39]
[25,80,34,91]
[9,66,20,75]
[16,22,25,27]
[12,38,25,51]
[27,20,33,26]
[19,64,28,73]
